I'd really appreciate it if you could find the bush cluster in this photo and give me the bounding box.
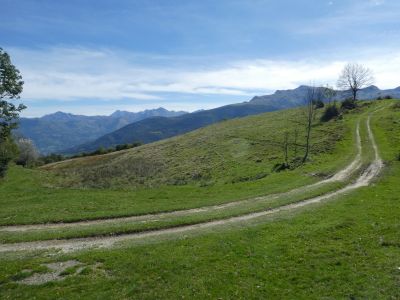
[71,142,142,158]
[341,98,357,110]
[376,95,393,100]
[321,104,340,122]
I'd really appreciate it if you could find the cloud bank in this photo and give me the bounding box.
[8,46,400,104]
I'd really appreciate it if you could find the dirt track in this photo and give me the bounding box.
[0,116,382,253]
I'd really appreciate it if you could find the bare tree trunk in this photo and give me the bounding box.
[284,131,289,166]
[352,88,357,101]
[302,86,318,163]
[302,109,312,163]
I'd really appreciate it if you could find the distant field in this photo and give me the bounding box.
[1,100,399,299]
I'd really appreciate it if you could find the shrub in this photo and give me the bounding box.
[321,104,340,122]
[341,98,357,110]
[69,142,143,160]
[313,99,325,109]
[272,162,290,172]
[115,144,129,151]
[376,95,392,100]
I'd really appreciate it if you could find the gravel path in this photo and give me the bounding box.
[0,116,382,253]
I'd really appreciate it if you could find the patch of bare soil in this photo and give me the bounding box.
[17,260,83,285]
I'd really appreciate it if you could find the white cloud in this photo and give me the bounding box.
[7,46,400,105]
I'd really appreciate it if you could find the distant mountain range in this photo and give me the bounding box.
[63,85,400,155]
[17,108,187,154]
[249,85,400,104]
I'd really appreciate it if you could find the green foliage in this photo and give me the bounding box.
[39,153,65,165]
[71,142,142,159]
[313,99,325,109]
[321,104,340,122]
[0,137,17,177]
[377,95,393,100]
[0,48,25,138]
[36,143,143,166]
[0,48,25,177]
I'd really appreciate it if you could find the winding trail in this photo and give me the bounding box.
[0,116,382,253]
[0,122,362,233]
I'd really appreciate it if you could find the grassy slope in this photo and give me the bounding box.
[43,106,349,188]
[0,101,399,298]
[0,106,358,225]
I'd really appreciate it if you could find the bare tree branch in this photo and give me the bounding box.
[337,63,374,101]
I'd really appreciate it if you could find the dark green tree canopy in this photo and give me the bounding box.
[0,48,25,138]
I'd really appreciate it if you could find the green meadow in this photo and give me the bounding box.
[0,100,399,299]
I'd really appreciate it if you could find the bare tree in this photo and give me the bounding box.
[337,63,374,101]
[302,85,323,163]
[283,131,289,167]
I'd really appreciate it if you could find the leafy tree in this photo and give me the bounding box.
[0,48,25,176]
[1,48,25,137]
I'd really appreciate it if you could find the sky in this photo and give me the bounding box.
[2,0,400,117]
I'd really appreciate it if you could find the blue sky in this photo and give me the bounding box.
[2,0,400,117]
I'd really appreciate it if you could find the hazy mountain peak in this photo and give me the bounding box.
[41,111,75,121]
[363,85,380,91]
[110,110,131,118]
